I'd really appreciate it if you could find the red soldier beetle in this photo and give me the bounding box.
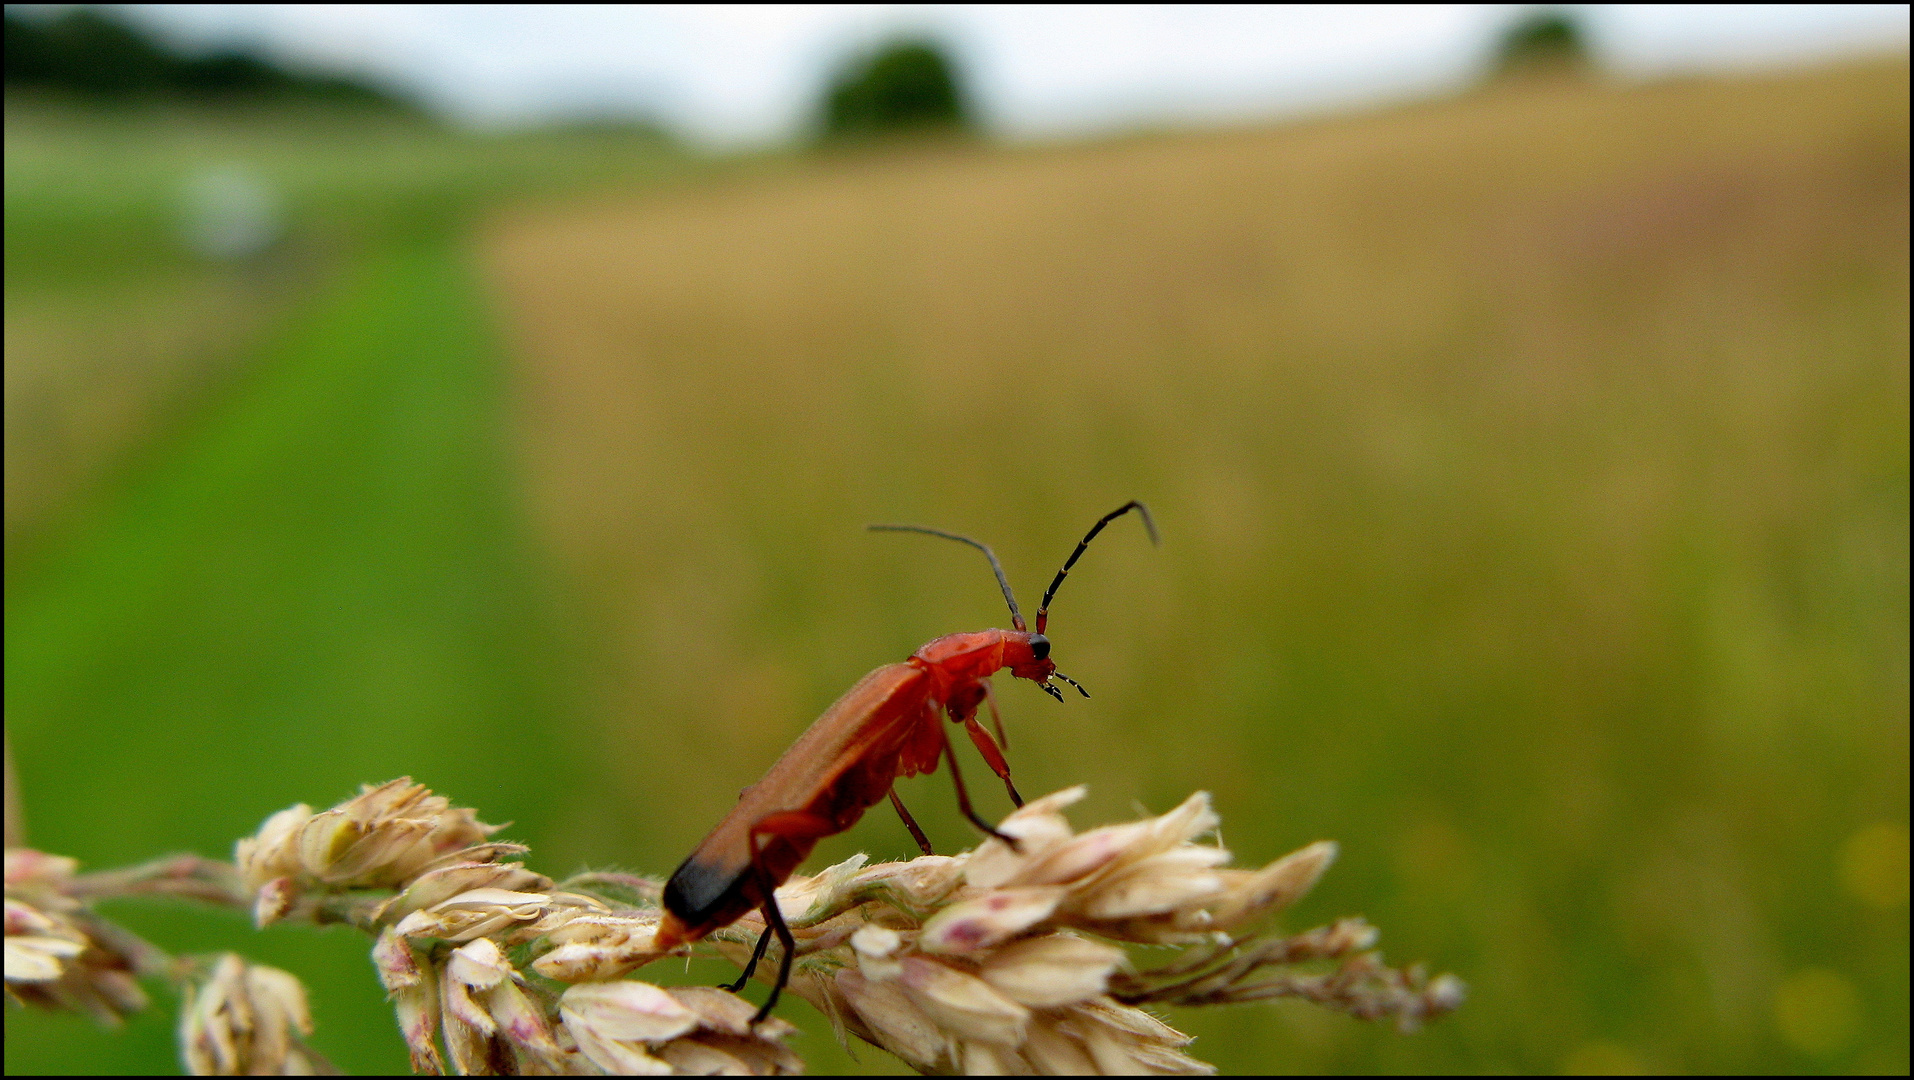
[654,501,1158,1022]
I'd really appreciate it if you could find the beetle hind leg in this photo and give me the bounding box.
[888,787,935,856]
[737,810,835,1025]
[723,924,775,992]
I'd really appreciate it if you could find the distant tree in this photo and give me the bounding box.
[821,38,972,138]
[5,7,175,94]
[4,6,411,110]
[1489,10,1595,80]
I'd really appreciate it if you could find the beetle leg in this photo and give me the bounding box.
[888,787,935,856]
[738,810,835,1024]
[743,827,799,1024]
[982,680,1009,750]
[723,924,775,992]
[940,723,1021,850]
[961,713,1024,808]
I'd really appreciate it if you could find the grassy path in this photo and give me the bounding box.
[5,240,565,1074]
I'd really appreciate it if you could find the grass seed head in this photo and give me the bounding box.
[558,981,801,1076]
[4,852,151,1026]
[177,953,332,1075]
[235,779,505,901]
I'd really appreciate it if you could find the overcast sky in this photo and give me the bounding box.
[114,4,1912,144]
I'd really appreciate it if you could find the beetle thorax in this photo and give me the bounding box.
[910,629,1009,688]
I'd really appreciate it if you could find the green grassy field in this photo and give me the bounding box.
[5,58,1909,1075]
[2,104,680,1073]
[4,240,576,1073]
[5,101,686,553]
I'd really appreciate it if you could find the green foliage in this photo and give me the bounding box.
[821,38,972,138]
[3,7,409,109]
[1491,9,1595,78]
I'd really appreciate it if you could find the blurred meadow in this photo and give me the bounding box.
[5,25,1908,1080]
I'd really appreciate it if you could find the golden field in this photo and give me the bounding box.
[479,60,1908,1072]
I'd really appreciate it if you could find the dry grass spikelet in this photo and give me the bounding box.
[4,849,150,1025]
[29,776,1460,1075]
[178,953,336,1075]
[698,785,1462,1075]
[235,778,521,927]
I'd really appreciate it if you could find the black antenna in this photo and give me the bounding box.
[1035,501,1158,634]
[868,524,1027,632]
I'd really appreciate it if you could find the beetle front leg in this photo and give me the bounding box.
[961,712,1024,808]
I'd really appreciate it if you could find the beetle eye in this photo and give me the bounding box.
[1028,634,1051,661]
